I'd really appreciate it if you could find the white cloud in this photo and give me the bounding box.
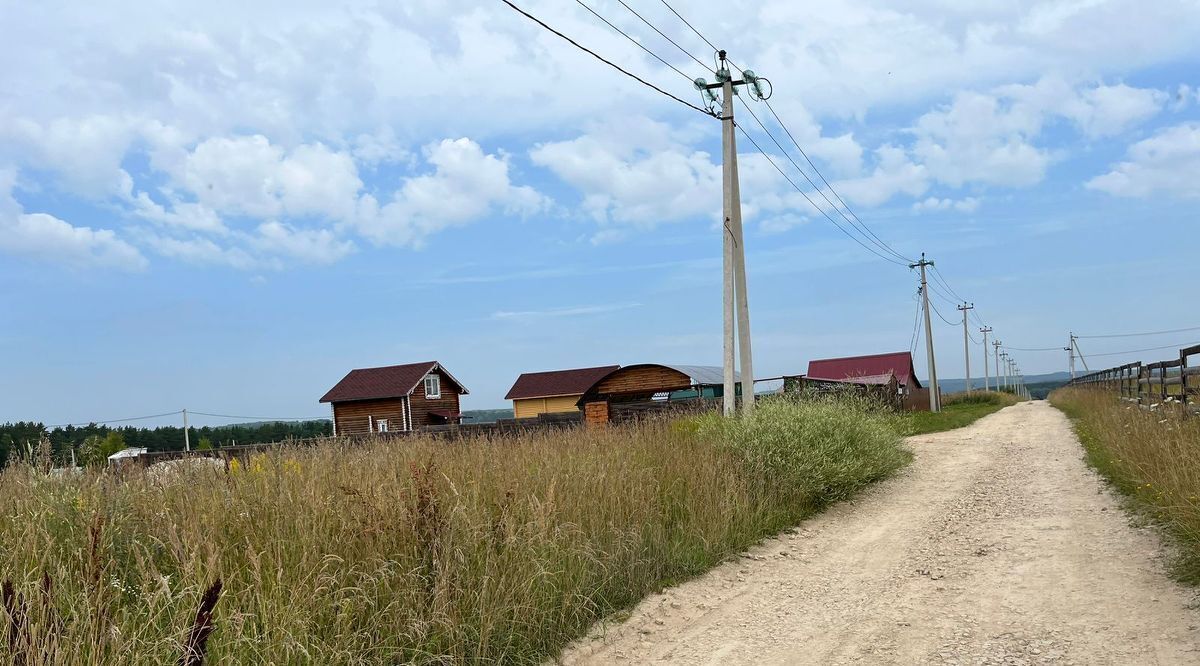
[1086,123,1200,199]
[0,170,146,271]
[912,196,981,213]
[354,138,544,247]
[834,145,930,206]
[143,234,261,270]
[491,302,641,320]
[175,135,362,221]
[252,221,355,265]
[759,213,810,234]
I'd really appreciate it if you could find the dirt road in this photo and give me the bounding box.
[561,401,1200,665]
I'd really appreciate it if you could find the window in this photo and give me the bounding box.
[424,373,441,399]
[377,418,388,433]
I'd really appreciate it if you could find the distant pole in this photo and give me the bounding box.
[182,408,190,452]
[957,303,975,394]
[911,254,940,412]
[980,327,993,391]
[993,340,1001,392]
[1000,352,1009,390]
[1067,332,1076,379]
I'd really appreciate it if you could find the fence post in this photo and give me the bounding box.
[1182,349,1190,413]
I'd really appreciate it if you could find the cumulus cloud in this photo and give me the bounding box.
[353,138,544,247]
[1086,123,1200,199]
[0,170,146,271]
[175,135,363,221]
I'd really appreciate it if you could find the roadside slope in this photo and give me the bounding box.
[560,401,1200,664]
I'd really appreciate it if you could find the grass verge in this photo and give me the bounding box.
[1050,387,1200,584]
[0,396,908,664]
[898,391,1021,435]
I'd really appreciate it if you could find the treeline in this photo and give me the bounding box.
[0,420,332,466]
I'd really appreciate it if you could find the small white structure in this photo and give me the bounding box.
[107,447,148,462]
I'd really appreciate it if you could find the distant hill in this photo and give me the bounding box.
[935,371,1070,395]
[462,408,514,424]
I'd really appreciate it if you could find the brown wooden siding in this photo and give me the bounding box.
[333,397,408,435]
[592,366,692,397]
[409,367,462,427]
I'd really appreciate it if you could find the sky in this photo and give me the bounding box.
[1,0,1199,425]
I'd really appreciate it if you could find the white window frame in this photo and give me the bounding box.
[424,373,441,399]
[377,418,388,433]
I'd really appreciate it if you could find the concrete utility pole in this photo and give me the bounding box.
[980,326,992,391]
[182,408,190,452]
[1000,352,1009,390]
[705,51,756,417]
[910,254,940,412]
[958,302,975,394]
[1067,332,1076,380]
[993,339,1002,392]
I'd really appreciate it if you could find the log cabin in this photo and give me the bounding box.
[575,364,741,427]
[504,364,620,419]
[319,361,468,435]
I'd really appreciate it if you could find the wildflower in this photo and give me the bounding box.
[283,459,301,476]
[229,458,242,474]
[249,453,267,475]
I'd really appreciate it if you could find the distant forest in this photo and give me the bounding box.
[0,420,332,467]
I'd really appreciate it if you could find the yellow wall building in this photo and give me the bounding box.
[505,365,620,419]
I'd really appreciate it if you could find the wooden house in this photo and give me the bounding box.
[319,361,468,435]
[575,364,741,426]
[806,351,932,411]
[505,365,620,419]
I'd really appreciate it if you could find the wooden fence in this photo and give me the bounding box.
[1066,343,1200,409]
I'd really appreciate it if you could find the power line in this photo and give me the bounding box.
[738,97,912,265]
[498,0,715,117]
[573,0,694,84]
[928,298,959,326]
[1082,341,1200,358]
[1077,325,1200,339]
[45,410,183,429]
[761,99,913,264]
[658,0,719,53]
[1005,345,1066,352]
[188,411,329,422]
[613,0,710,71]
[734,123,909,267]
[909,292,923,355]
[930,265,968,303]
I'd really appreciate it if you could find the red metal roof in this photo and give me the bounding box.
[320,361,466,403]
[806,352,922,389]
[505,365,621,400]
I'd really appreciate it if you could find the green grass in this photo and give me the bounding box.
[1050,387,1200,584]
[0,396,909,665]
[898,391,1021,435]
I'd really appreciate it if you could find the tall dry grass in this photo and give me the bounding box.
[1051,387,1200,582]
[0,397,908,664]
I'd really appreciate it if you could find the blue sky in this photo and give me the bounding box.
[1,0,1199,424]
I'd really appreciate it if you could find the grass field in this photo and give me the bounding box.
[0,397,909,665]
[899,391,1021,435]
[1051,387,1200,584]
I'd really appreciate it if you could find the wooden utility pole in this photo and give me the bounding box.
[910,254,940,412]
[958,303,975,394]
[980,326,992,391]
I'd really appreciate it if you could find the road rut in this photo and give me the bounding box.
[561,401,1200,665]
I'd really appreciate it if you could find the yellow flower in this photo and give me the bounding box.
[229,458,242,474]
[283,459,301,476]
